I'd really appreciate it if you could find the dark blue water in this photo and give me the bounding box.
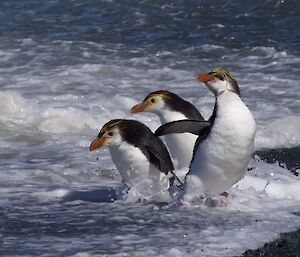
[1,1,300,54]
[1,0,299,95]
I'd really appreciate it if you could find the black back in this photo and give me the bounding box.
[192,100,218,160]
[163,91,204,121]
[119,120,174,175]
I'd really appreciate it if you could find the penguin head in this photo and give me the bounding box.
[131,90,171,114]
[196,69,240,96]
[89,119,125,150]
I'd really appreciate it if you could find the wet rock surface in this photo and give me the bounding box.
[255,147,300,176]
[237,228,300,257]
[236,148,300,257]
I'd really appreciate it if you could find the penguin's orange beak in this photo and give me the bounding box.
[131,101,151,113]
[89,136,107,151]
[196,72,215,83]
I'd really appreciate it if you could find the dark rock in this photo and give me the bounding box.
[234,229,300,257]
[254,147,300,176]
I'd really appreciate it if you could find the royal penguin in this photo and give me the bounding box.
[89,119,183,201]
[131,90,204,169]
[155,70,256,204]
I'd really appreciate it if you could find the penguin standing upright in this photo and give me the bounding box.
[89,119,183,201]
[155,70,256,203]
[131,90,204,169]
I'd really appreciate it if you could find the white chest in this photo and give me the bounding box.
[109,141,160,186]
[158,110,187,124]
[158,110,197,168]
[188,92,256,194]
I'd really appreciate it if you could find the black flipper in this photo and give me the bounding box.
[145,137,184,189]
[168,170,184,189]
[155,120,211,136]
[119,120,184,189]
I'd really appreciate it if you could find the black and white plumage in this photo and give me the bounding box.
[131,90,204,168]
[89,119,183,195]
[155,70,256,203]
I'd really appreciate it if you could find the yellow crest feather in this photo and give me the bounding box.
[100,119,124,133]
[144,90,172,101]
[211,69,236,81]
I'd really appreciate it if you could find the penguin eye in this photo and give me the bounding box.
[215,74,225,81]
[108,132,114,136]
[150,98,155,103]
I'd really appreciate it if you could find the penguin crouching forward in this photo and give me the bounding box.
[89,119,183,201]
[131,90,204,169]
[155,70,256,204]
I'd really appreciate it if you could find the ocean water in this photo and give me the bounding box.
[0,0,300,256]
